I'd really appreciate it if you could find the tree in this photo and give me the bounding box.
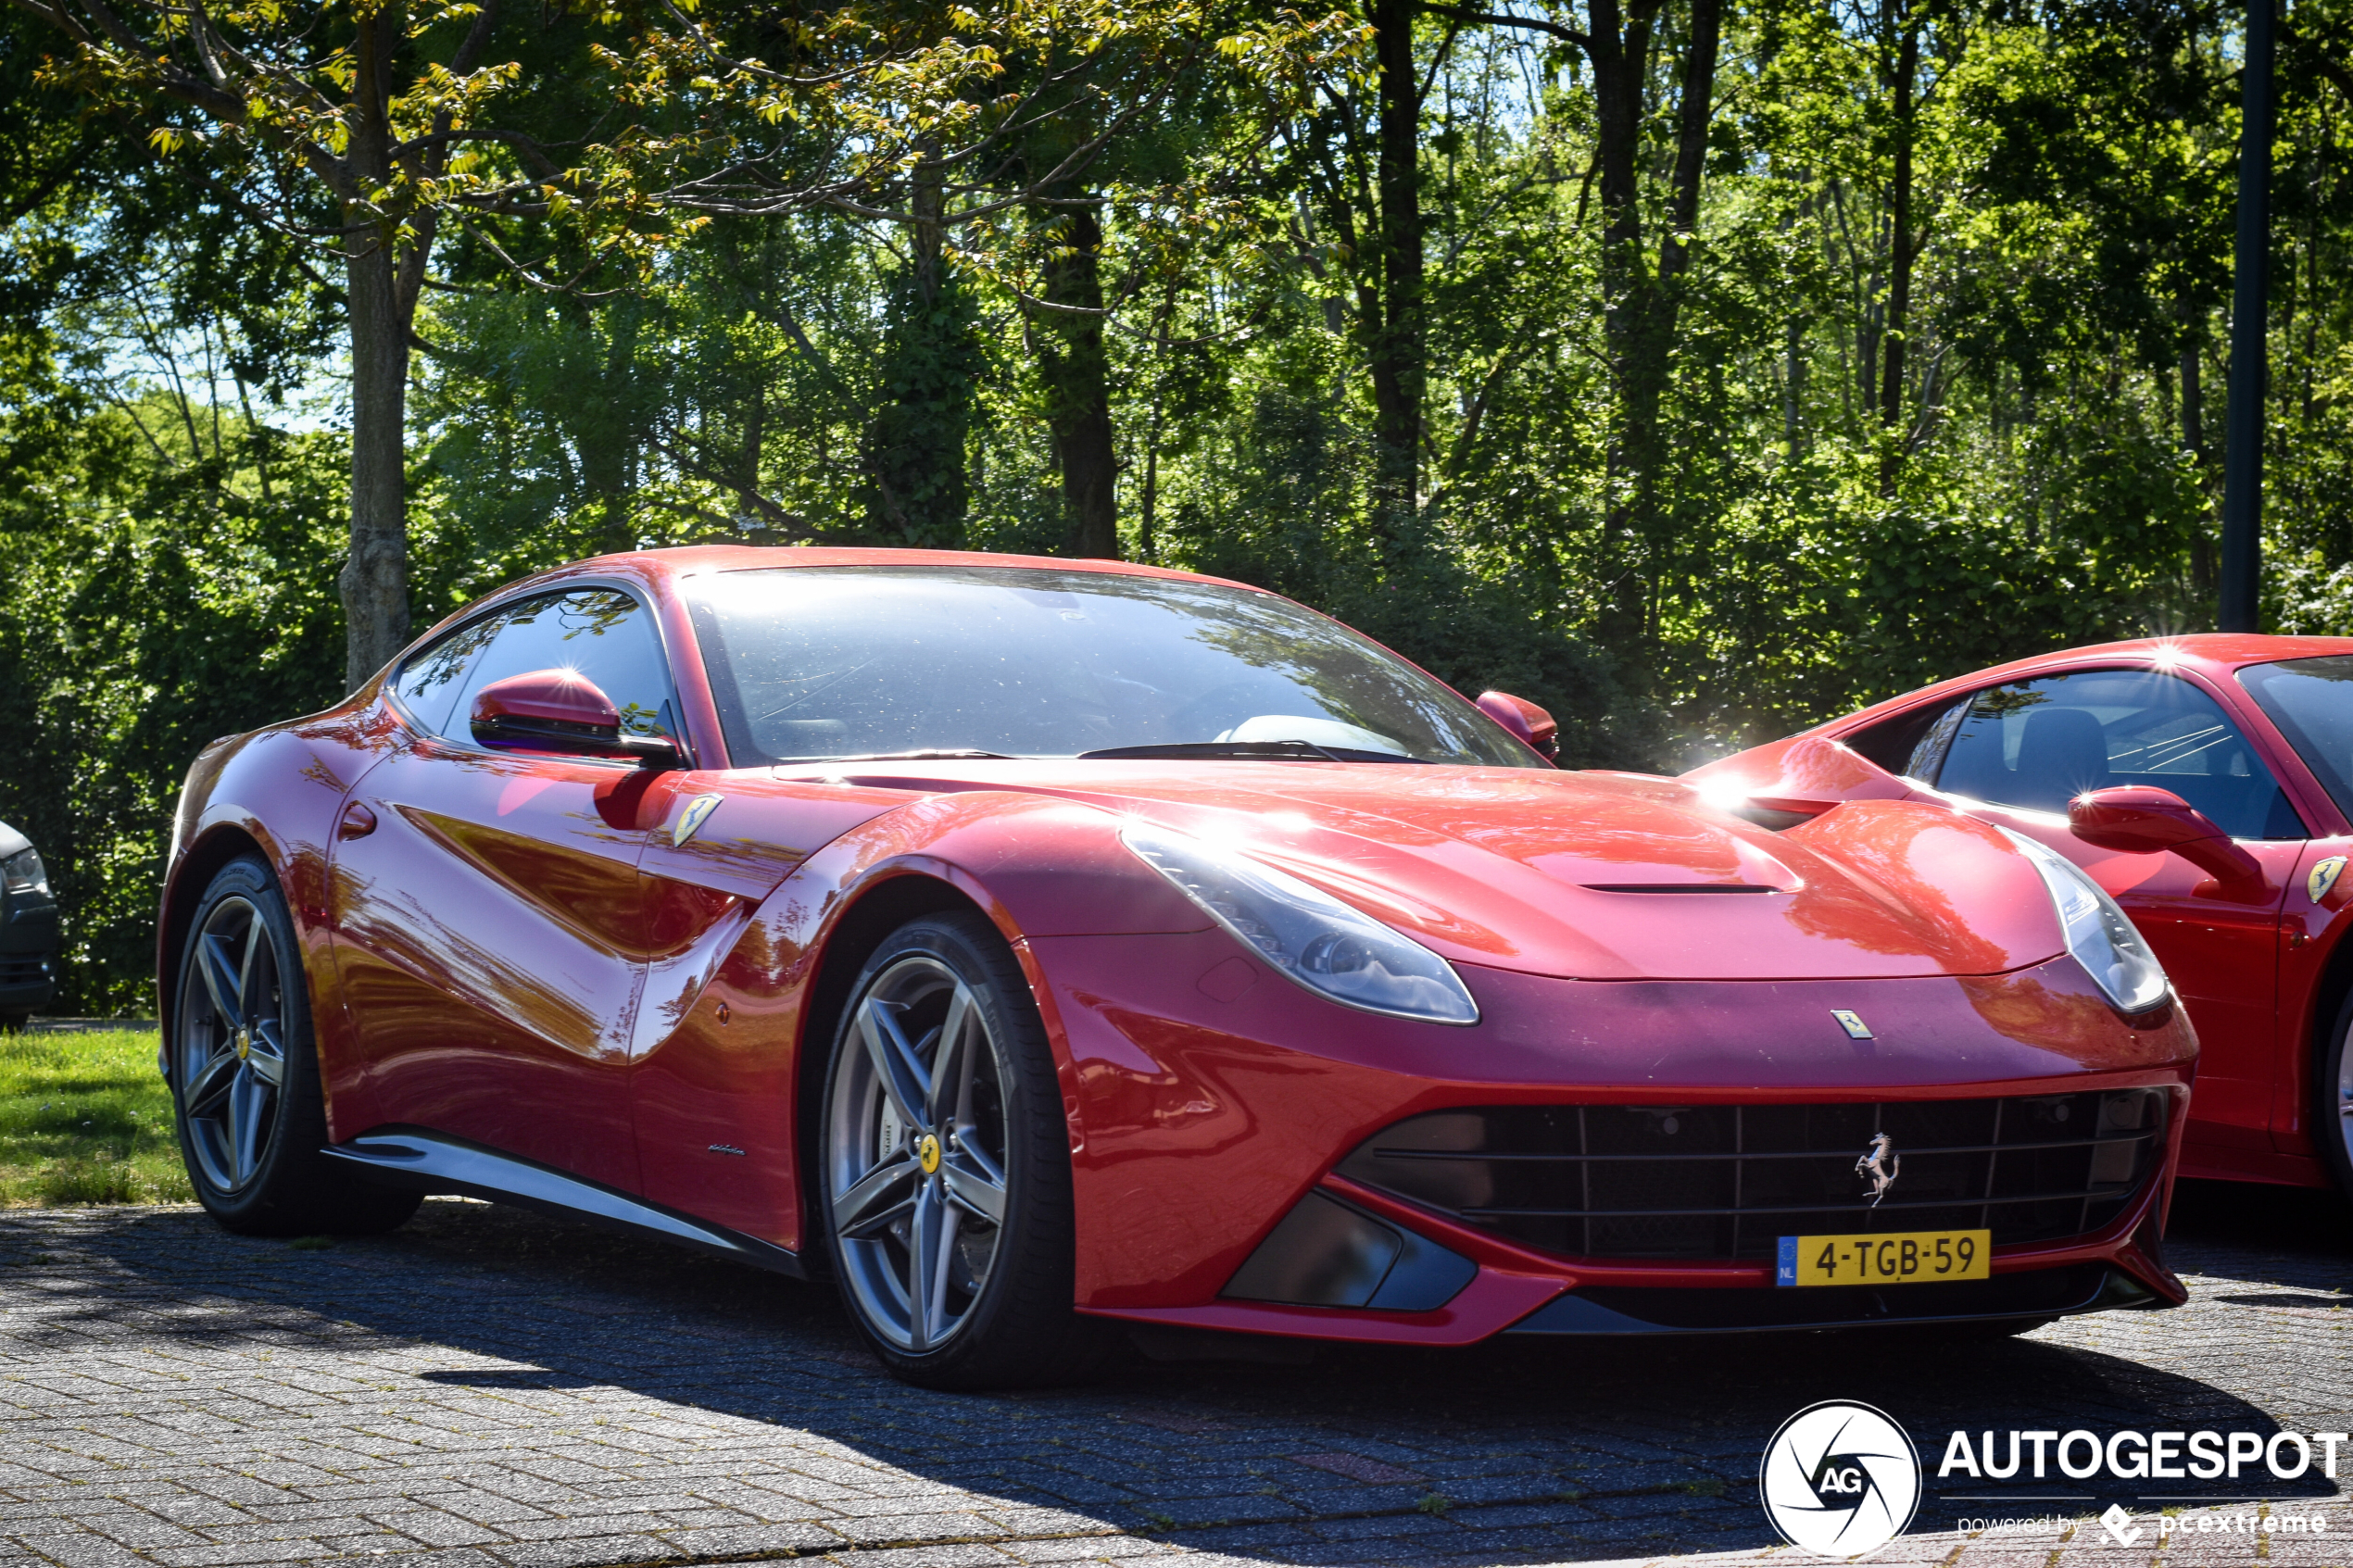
[7,0,1277,683]
[1421,0,1723,637]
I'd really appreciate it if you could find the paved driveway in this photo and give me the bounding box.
[0,1181,2344,1568]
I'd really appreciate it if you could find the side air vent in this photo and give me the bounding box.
[1222,1191,1477,1311]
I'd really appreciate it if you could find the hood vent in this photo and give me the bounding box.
[1581,883,1782,894]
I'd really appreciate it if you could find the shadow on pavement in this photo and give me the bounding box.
[3,1179,2343,1565]
[2168,1175,2353,1255]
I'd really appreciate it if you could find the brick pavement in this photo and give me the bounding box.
[0,1181,2343,1568]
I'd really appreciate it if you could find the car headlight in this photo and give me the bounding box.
[2001,830,2170,1014]
[2,848,47,898]
[1121,822,1479,1025]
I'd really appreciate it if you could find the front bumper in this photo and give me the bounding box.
[0,897,58,1013]
[1030,929,2195,1343]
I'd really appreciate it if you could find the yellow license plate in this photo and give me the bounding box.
[1776,1229,1990,1286]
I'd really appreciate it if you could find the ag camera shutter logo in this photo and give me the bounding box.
[1759,1400,1922,1557]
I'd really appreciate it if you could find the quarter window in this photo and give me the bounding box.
[1844,699,1967,783]
[1931,669,2303,840]
[391,616,501,736]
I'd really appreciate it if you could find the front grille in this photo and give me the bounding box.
[1335,1091,2168,1261]
[0,957,48,987]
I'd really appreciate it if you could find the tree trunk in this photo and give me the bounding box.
[863,151,978,544]
[339,11,411,692]
[1591,0,1718,639]
[343,244,410,690]
[1139,420,1160,563]
[2183,343,2218,596]
[1037,201,1118,558]
[1877,13,1919,495]
[1368,0,1424,540]
[1588,0,1653,637]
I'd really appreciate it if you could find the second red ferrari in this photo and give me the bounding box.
[1693,634,2353,1202]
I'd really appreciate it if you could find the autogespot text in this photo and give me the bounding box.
[1938,1428,2349,1481]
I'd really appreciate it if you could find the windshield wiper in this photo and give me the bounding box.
[1079,740,1425,764]
[786,749,1021,764]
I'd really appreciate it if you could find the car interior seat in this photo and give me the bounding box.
[2007,707,2114,812]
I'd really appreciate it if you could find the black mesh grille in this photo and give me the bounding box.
[1335,1090,2168,1261]
[0,957,46,987]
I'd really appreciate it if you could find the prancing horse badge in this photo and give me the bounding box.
[2310,855,2347,906]
[673,793,724,847]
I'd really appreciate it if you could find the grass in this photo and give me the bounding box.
[0,1029,193,1206]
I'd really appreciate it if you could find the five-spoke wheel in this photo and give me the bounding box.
[170,855,420,1236]
[2337,1015,2353,1179]
[2322,992,2353,1210]
[178,893,291,1194]
[819,913,1108,1387]
[825,949,1013,1352]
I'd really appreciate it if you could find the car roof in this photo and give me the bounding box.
[444,546,1270,626]
[390,547,1297,690]
[1822,633,2353,734]
[596,545,1250,588]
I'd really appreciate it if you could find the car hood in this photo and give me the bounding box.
[793,760,2068,982]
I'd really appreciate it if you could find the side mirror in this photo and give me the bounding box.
[470,669,683,769]
[2068,785,2264,898]
[1477,691,1559,763]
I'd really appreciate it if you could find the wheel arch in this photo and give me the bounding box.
[157,822,280,1037]
[2302,912,2353,1164]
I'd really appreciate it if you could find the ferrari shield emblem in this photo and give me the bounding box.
[673,793,724,847]
[2309,856,2347,905]
[1831,1010,1874,1040]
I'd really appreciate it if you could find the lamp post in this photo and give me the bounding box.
[2218,0,2275,633]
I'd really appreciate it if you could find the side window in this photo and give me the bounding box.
[450,589,681,744]
[1844,698,1966,783]
[392,615,502,736]
[1933,669,2305,840]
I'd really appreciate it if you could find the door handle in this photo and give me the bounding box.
[337,801,379,840]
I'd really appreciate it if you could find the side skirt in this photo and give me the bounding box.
[322,1126,806,1279]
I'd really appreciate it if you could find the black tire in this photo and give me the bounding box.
[817,911,1113,1389]
[170,856,420,1236]
[2319,989,2353,1208]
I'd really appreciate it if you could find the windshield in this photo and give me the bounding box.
[685,565,1538,768]
[2239,655,2353,820]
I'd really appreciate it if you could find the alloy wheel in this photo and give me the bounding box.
[176,895,288,1194]
[825,953,1013,1352]
[2341,1021,2353,1171]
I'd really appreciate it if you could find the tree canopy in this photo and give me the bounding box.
[6,0,2353,1010]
